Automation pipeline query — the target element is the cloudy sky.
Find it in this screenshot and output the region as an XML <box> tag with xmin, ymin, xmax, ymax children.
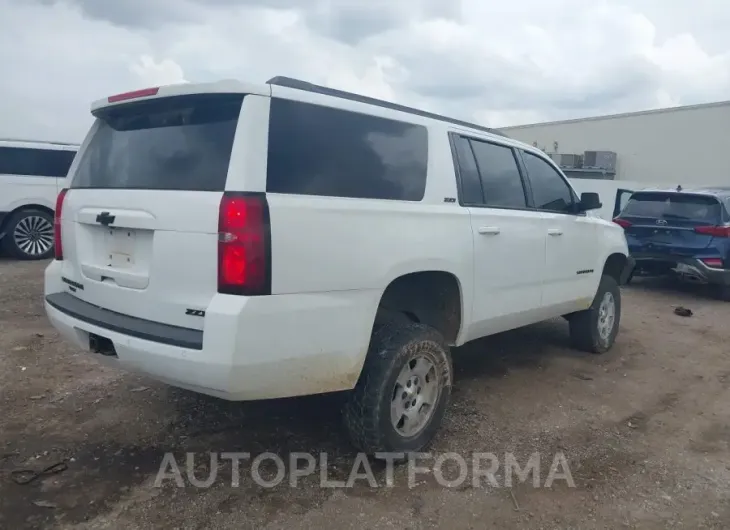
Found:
<box><xmin>1</xmin><ymin>0</ymin><xmax>729</xmax><ymax>143</ymax></box>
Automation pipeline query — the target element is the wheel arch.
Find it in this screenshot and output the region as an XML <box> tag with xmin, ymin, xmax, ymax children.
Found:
<box><xmin>372</xmin><ymin>269</ymin><xmax>465</xmax><ymax>346</ymax></box>
<box><xmin>602</xmin><ymin>252</ymin><xmax>629</xmax><ymax>284</ymax></box>
<box><xmin>0</xmin><ymin>203</ymin><xmax>55</xmax><ymax>237</ymax></box>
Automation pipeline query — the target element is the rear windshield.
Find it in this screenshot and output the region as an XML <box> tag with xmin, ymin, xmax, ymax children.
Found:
<box><xmin>71</xmin><ymin>94</ymin><xmax>243</xmax><ymax>191</ymax></box>
<box><xmin>621</xmin><ymin>192</ymin><xmax>724</xmax><ymax>223</ymax></box>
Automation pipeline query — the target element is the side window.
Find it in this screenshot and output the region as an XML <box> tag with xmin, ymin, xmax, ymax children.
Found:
<box><xmin>469</xmin><ymin>139</ymin><xmax>527</xmax><ymax>208</ymax></box>
<box><xmin>36</xmin><ymin>149</ymin><xmax>77</xmax><ymax>177</ymax></box>
<box><xmin>0</xmin><ymin>147</ymin><xmax>76</xmax><ymax>178</ymax></box>
<box><xmin>451</xmin><ymin>136</ymin><xmax>483</xmax><ymax>204</ymax></box>
<box><xmin>522</xmin><ymin>151</ymin><xmax>575</xmax><ymax>213</ymax></box>
<box><xmin>266</xmin><ymin>98</ymin><xmax>428</xmax><ymax>201</ymax></box>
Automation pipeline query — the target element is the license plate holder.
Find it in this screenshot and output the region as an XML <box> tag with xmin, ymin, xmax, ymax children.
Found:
<box><xmin>649</xmin><ymin>231</ymin><xmax>673</xmax><ymax>243</ymax></box>
<box><xmin>104</xmin><ymin>228</ymin><xmax>136</xmax><ymax>268</ymax></box>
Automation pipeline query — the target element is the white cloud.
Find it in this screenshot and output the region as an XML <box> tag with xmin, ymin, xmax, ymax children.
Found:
<box><xmin>129</xmin><ymin>56</ymin><xmax>187</xmax><ymax>86</ymax></box>
<box><xmin>1</xmin><ymin>0</ymin><xmax>730</xmax><ymax>142</ymax></box>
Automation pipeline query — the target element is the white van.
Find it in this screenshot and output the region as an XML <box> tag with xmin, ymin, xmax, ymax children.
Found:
<box><xmin>45</xmin><ymin>78</ymin><xmax>630</xmax><ymax>454</ymax></box>
<box><xmin>0</xmin><ymin>139</ymin><xmax>79</xmax><ymax>259</ymax></box>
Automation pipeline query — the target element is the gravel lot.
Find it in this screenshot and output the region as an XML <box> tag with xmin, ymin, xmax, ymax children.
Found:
<box><xmin>1</xmin><ymin>258</ymin><xmax>730</xmax><ymax>529</ymax></box>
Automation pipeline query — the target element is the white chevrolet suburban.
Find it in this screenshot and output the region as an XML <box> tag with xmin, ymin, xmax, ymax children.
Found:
<box><xmin>44</xmin><ymin>77</ymin><xmax>633</xmax><ymax>454</ymax></box>
<box><xmin>0</xmin><ymin>139</ymin><xmax>78</xmax><ymax>259</ymax></box>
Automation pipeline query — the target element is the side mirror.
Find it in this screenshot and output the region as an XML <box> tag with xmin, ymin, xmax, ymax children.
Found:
<box><xmin>577</xmin><ymin>192</ymin><xmax>602</xmax><ymax>212</ymax></box>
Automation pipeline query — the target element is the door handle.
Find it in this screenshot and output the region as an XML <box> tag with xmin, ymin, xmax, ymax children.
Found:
<box><xmin>547</xmin><ymin>228</ymin><xmax>563</xmax><ymax>236</ymax></box>
<box><xmin>478</xmin><ymin>226</ymin><xmax>501</xmax><ymax>235</ymax></box>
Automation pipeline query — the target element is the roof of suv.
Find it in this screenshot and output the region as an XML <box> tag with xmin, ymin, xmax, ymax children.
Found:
<box><xmin>94</xmin><ymin>76</ymin><xmax>558</xmax><ymax>162</ymax></box>
<box><xmin>96</xmin><ymin>77</ymin><xmax>509</xmax><ymax>140</ymax></box>
<box><xmin>266</xmin><ymin>76</ymin><xmax>510</xmax><ymax>139</ymax></box>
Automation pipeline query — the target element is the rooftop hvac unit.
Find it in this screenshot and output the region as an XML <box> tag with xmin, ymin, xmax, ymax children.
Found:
<box><xmin>583</xmin><ymin>151</ymin><xmax>617</xmax><ymax>171</ymax></box>
<box><xmin>549</xmin><ymin>153</ymin><xmax>583</xmax><ymax>169</ymax></box>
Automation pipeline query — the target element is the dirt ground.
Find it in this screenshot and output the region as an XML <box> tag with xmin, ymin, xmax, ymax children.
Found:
<box><xmin>1</xmin><ymin>258</ymin><xmax>729</xmax><ymax>530</ymax></box>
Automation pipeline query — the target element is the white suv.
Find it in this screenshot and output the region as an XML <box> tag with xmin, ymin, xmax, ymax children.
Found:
<box><xmin>0</xmin><ymin>139</ymin><xmax>78</xmax><ymax>260</ymax></box>
<box><xmin>44</xmin><ymin>77</ymin><xmax>633</xmax><ymax>454</ymax></box>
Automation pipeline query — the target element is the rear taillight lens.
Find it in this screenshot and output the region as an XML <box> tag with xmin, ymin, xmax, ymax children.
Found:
<box><xmin>694</xmin><ymin>225</ymin><xmax>730</xmax><ymax>238</ymax></box>
<box><xmin>54</xmin><ymin>188</ymin><xmax>69</xmax><ymax>261</ymax></box>
<box><xmin>701</xmin><ymin>258</ymin><xmax>724</xmax><ymax>268</ymax></box>
<box><xmin>217</xmin><ymin>193</ymin><xmax>270</xmax><ymax>296</ymax></box>
<box><xmin>613</xmin><ymin>218</ymin><xmax>632</xmax><ymax>229</ymax></box>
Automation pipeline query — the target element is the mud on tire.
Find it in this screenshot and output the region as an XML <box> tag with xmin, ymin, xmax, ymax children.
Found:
<box><xmin>342</xmin><ymin>320</ymin><xmax>453</xmax><ymax>455</ymax></box>
<box><xmin>569</xmin><ymin>274</ymin><xmax>621</xmax><ymax>354</ymax></box>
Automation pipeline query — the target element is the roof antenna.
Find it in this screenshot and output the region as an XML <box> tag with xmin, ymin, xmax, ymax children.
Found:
<box><xmin>676</xmin><ymin>185</ymin><xmax>682</xmax><ymax>192</ymax></box>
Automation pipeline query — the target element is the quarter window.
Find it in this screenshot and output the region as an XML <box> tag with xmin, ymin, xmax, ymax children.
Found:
<box><xmin>266</xmin><ymin>99</ymin><xmax>428</xmax><ymax>201</ymax></box>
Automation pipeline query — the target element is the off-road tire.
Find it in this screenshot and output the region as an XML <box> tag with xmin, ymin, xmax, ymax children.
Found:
<box><xmin>343</xmin><ymin>321</ymin><xmax>453</xmax><ymax>455</ymax></box>
<box><xmin>569</xmin><ymin>274</ymin><xmax>621</xmax><ymax>354</ymax></box>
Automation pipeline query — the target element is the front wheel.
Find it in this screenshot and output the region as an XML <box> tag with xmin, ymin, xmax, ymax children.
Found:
<box><xmin>2</xmin><ymin>209</ymin><xmax>55</xmax><ymax>260</ymax></box>
<box><xmin>569</xmin><ymin>274</ymin><xmax>621</xmax><ymax>354</ymax></box>
<box><xmin>342</xmin><ymin>321</ymin><xmax>453</xmax><ymax>455</ymax></box>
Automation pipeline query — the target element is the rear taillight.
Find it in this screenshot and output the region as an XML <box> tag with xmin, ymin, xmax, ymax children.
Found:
<box><xmin>217</xmin><ymin>193</ymin><xmax>270</xmax><ymax>296</ymax></box>
<box><xmin>701</xmin><ymin>258</ymin><xmax>724</xmax><ymax>268</ymax></box>
<box><xmin>54</xmin><ymin>188</ymin><xmax>69</xmax><ymax>261</ymax></box>
<box><xmin>694</xmin><ymin>225</ymin><xmax>730</xmax><ymax>238</ymax></box>
<box><xmin>613</xmin><ymin>218</ymin><xmax>632</xmax><ymax>229</ymax></box>
<box><xmin>107</xmin><ymin>87</ymin><xmax>160</xmax><ymax>103</ymax></box>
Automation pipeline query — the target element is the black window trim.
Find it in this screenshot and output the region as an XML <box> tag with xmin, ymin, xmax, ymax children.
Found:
<box><xmin>447</xmin><ymin>132</ymin><xmax>485</xmax><ymax>207</ymax></box>
<box><xmin>516</xmin><ymin>148</ymin><xmax>585</xmax><ymax>217</ymax></box>
<box><xmin>448</xmin><ymin>131</ymin><xmax>537</xmax><ymax>213</ymax></box>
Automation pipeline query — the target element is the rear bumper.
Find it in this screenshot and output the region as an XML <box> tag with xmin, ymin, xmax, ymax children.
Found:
<box><xmin>631</xmin><ymin>252</ymin><xmax>730</xmax><ymax>286</ymax></box>
<box><xmin>44</xmin><ymin>262</ymin><xmax>380</xmax><ymax>401</ymax></box>
<box><xmin>46</xmin><ymin>293</ymin><xmax>203</xmax><ymax>350</ymax></box>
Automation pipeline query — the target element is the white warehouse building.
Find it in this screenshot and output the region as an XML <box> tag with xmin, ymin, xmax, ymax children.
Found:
<box><xmin>499</xmin><ymin>100</ymin><xmax>730</xmax><ymax>187</ymax></box>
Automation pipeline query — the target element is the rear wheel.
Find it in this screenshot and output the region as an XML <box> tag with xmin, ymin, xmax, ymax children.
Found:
<box><xmin>2</xmin><ymin>209</ymin><xmax>55</xmax><ymax>260</ymax></box>
<box><xmin>569</xmin><ymin>274</ymin><xmax>621</xmax><ymax>354</ymax></box>
<box><xmin>343</xmin><ymin>320</ymin><xmax>453</xmax><ymax>455</ymax></box>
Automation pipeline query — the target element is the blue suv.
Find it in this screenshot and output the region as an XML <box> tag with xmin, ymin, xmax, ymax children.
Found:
<box><xmin>613</xmin><ymin>186</ymin><xmax>730</xmax><ymax>301</ymax></box>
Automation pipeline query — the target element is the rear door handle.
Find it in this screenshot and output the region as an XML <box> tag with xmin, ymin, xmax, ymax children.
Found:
<box><xmin>478</xmin><ymin>226</ymin><xmax>501</xmax><ymax>235</ymax></box>
<box><xmin>547</xmin><ymin>228</ymin><xmax>563</xmax><ymax>236</ymax></box>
